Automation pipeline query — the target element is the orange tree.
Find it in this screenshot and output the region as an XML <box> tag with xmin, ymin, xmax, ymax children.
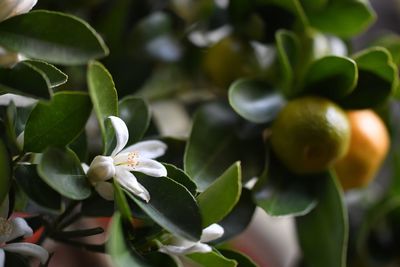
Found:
<box><xmin>0</xmin><ymin>0</ymin><xmax>399</xmax><ymax>267</ymax></box>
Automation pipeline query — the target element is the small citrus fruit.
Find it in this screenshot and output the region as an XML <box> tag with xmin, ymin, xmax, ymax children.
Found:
<box><xmin>334</xmin><ymin>110</ymin><xmax>389</xmax><ymax>190</ymax></box>
<box><xmin>270</xmin><ymin>96</ymin><xmax>350</xmax><ymax>174</ymax></box>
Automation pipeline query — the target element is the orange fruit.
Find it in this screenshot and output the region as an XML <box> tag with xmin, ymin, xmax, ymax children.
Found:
<box><xmin>334</xmin><ymin>110</ymin><xmax>390</xmax><ymax>190</ymax></box>
<box><xmin>270</xmin><ymin>96</ymin><xmax>351</xmax><ymax>174</ymax></box>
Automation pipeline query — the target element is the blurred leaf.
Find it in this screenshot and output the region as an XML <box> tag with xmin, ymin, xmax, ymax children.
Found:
<box><xmin>68</xmin><ymin>130</ymin><xmax>88</xmax><ymax>162</ymax></box>
<box><xmin>0</xmin><ymin>137</ymin><xmax>11</xmax><ymax>205</ymax></box>
<box><xmin>4</xmin><ymin>251</ymin><xmax>30</xmax><ymax>267</ymax></box>
<box><xmin>24</xmin><ymin>60</ymin><xmax>68</xmax><ymax>88</ymax></box>
<box><xmin>254</xmin><ymin>151</ymin><xmax>318</xmax><ymax>217</ymax></box>
<box><xmin>87</xmin><ymin>61</ymin><xmax>118</xmax><ymax>154</ymax></box>
<box><xmin>158</xmin><ymin>137</ymin><xmax>186</xmax><ymax>168</ymax></box>
<box><xmin>185</xmin><ymin>103</ymin><xmax>265</xmax><ymax>191</ymax></box>
<box><xmin>113</xmin><ymin>179</ymin><xmax>133</xmax><ymax>220</ymax></box>
<box><xmin>198</xmin><ymin>162</ymin><xmax>242</xmax><ymax>227</ymax></box>
<box><xmin>219</xmin><ymin>249</ymin><xmax>259</xmax><ymax>267</ymax></box>
<box><xmin>187</xmin><ymin>251</ymin><xmax>237</xmax><ymax>267</ymax></box>
<box><xmin>81</xmin><ymin>191</ymin><xmax>114</xmax><ymax>217</ymax></box>
<box><xmin>304</xmin><ymin>1</ymin><xmax>376</xmax><ymax>38</ymax></box>
<box><xmin>275</xmin><ymin>30</ymin><xmax>300</xmax><ymax>96</ymax></box>
<box><xmin>119</xmin><ymin>96</ymin><xmax>150</xmax><ymax>146</ymax></box>
<box><xmin>163</xmin><ymin>163</ymin><xmax>197</xmax><ymax>196</ymax></box>
<box><xmin>263</xmin><ymin>0</ymin><xmax>309</xmax><ymax>27</ymax></box>
<box><xmin>0</xmin><ymin>10</ymin><xmax>109</xmax><ymax>65</ymax></box>
<box><xmin>144</xmin><ymin>252</ymin><xmax>177</xmax><ymax>267</ymax></box>
<box><xmin>107</xmin><ymin>212</ymin><xmax>150</xmax><ymax>267</ymax></box>
<box><xmin>0</xmin><ymin>61</ymin><xmax>52</xmax><ymax>99</ymax></box>
<box><xmin>14</xmin><ymin>164</ymin><xmax>61</xmax><ymax>210</ymax></box>
<box><xmin>127</xmin><ymin>175</ymin><xmax>203</xmax><ymax>241</ymax></box>
<box><xmin>216</xmin><ymin>188</ymin><xmax>256</xmax><ymax>242</ymax></box>
<box><xmin>229</xmin><ymin>79</ymin><xmax>285</xmax><ymax>123</ymax></box>
<box><xmin>339</xmin><ymin>47</ymin><xmax>398</xmax><ymax>108</ymax></box>
<box><xmin>24</xmin><ymin>91</ymin><xmax>92</xmax><ymax>152</ymax></box>
<box><xmin>38</xmin><ymin>147</ymin><xmax>91</xmax><ymax>200</ymax></box>
<box><xmin>301</xmin><ymin>56</ymin><xmax>358</xmax><ymax>100</ymax></box>
<box><xmin>296</xmin><ymin>172</ymin><xmax>348</xmax><ymax>267</ymax></box>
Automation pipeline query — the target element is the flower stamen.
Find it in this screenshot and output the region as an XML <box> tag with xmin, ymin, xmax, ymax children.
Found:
<box><xmin>126</xmin><ymin>152</ymin><xmax>140</xmax><ymax>168</ymax></box>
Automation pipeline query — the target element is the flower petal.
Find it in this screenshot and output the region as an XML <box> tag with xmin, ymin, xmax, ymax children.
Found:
<box><xmin>132</xmin><ymin>158</ymin><xmax>167</xmax><ymax>177</ymax></box>
<box><xmin>108</xmin><ymin>116</ymin><xmax>129</xmax><ymax>157</ymax></box>
<box><xmin>120</xmin><ymin>140</ymin><xmax>167</xmax><ymax>159</ymax></box>
<box><xmin>87</xmin><ymin>156</ymin><xmax>115</xmax><ymax>183</ymax></box>
<box><xmin>0</xmin><ymin>249</ymin><xmax>4</xmax><ymax>267</ymax></box>
<box><xmin>0</xmin><ymin>1</ymin><xmax>19</xmax><ymax>22</ymax></box>
<box><xmin>81</xmin><ymin>163</ymin><xmax>89</xmax><ymax>174</ymax></box>
<box><xmin>12</xmin><ymin>0</ymin><xmax>37</xmax><ymax>16</ymax></box>
<box><xmin>200</xmin><ymin>224</ymin><xmax>224</xmax><ymax>243</ymax></box>
<box><xmin>3</xmin><ymin>243</ymin><xmax>48</xmax><ymax>264</ymax></box>
<box><xmin>159</xmin><ymin>242</ymin><xmax>212</xmax><ymax>256</ymax></box>
<box><xmin>95</xmin><ymin>182</ymin><xmax>114</xmax><ymax>201</ymax></box>
<box><xmin>7</xmin><ymin>218</ymin><xmax>33</xmax><ymax>241</ymax></box>
<box><xmin>115</xmin><ymin>168</ymin><xmax>150</xmax><ymax>202</ymax></box>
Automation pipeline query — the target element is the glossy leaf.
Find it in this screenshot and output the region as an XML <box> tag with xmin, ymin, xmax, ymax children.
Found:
<box><xmin>228</xmin><ymin>79</ymin><xmax>285</xmax><ymax>124</ymax></box>
<box><xmin>275</xmin><ymin>30</ymin><xmax>300</xmax><ymax>96</ymax></box>
<box><xmin>301</xmin><ymin>56</ymin><xmax>358</xmax><ymax>100</ymax></box>
<box><xmin>185</xmin><ymin>103</ymin><xmax>265</xmax><ymax>191</ymax></box>
<box><xmin>305</xmin><ymin>1</ymin><xmax>376</xmax><ymax>38</ymax></box>
<box><xmin>296</xmin><ymin>173</ymin><xmax>348</xmax><ymax>267</ymax></box>
<box><xmin>339</xmin><ymin>47</ymin><xmax>398</xmax><ymax>108</ymax></box>
<box><xmin>23</xmin><ymin>60</ymin><xmax>68</xmax><ymax>88</ymax></box>
<box><xmin>0</xmin><ymin>137</ymin><xmax>10</xmax><ymax>205</ymax></box>
<box><xmin>38</xmin><ymin>147</ymin><xmax>91</xmax><ymax>200</ymax></box>
<box><xmin>119</xmin><ymin>96</ymin><xmax>150</xmax><ymax>146</ymax></box>
<box><xmin>24</xmin><ymin>91</ymin><xmax>92</xmax><ymax>152</ymax></box>
<box><xmin>186</xmin><ymin>251</ymin><xmax>237</xmax><ymax>267</ymax></box>
<box><xmin>0</xmin><ymin>10</ymin><xmax>109</xmax><ymax>65</ymax></box>
<box><xmin>219</xmin><ymin>249</ymin><xmax>259</xmax><ymax>267</ymax></box>
<box><xmin>127</xmin><ymin>175</ymin><xmax>202</xmax><ymax>241</ymax></box>
<box><xmin>198</xmin><ymin>162</ymin><xmax>242</xmax><ymax>227</ymax></box>
<box><xmin>14</xmin><ymin>164</ymin><xmax>61</xmax><ymax>210</ymax></box>
<box><xmin>107</xmin><ymin>213</ymin><xmax>150</xmax><ymax>267</ymax></box>
<box><xmin>254</xmin><ymin>151</ymin><xmax>319</xmax><ymax>217</ymax></box>
<box><xmin>0</xmin><ymin>61</ymin><xmax>51</xmax><ymax>99</ymax></box>
<box><xmin>87</xmin><ymin>61</ymin><xmax>118</xmax><ymax>153</ymax></box>
<box><xmin>163</xmin><ymin>163</ymin><xmax>197</xmax><ymax>196</ymax></box>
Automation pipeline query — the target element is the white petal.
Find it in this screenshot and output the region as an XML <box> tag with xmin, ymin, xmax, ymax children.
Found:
<box><xmin>81</xmin><ymin>163</ymin><xmax>89</xmax><ymax>174</ymax></box>
<box><xmin>0</xmin><ymin>0</ymin><xmax>18</xmax><ymax>22</ymax></box>
<box><xmin>87</xmin><ymin>156</ymin><xmax>115</xmax><ymax>183</ymax></box>
<box><xmin>0</xmin><ymin>249</ymin><xmax>4</xmax><ymax>267</ymax></box>
<box><xmin>200</xmin><ymin>224</ymin><xmax>224</xmax><ymax>243</ymax></box>
<box><xmin>0</xmin><ymin>48</ymin><xmax>20</xmax><ymax>67</ymax></box>
<box><xmin>7</xmin><ymin>218</ymin><xmax>33</xmax><ymax>241</ymax></box>
<box><xmin>12</xmin><ymin>0</ymin><xmax>37</xmax><ymax>16</ymax></box>
<box><xmin>3</xmin><ymin>243</ymin><xmax>48</xmax><ymax>264</ymax></box>
<box><xmin>132</xmin><ymin>158</ymin><xmax>167</xmax><ymax>177</ymax></box>
<box><xmin>0</xmin><ymin>196</ymin><xmax>9</xmax><ymax>218</ymax></box>
<box><xmin>120</xmin><ymin>140</ymin><xmax>167</xmax><ymax>159</ymax></box>
<box><xmin>95</xmin><ymin>182</ymin><xmax>114</xmax><ymax>201</ymax></box>
<box><xmin>108</xmin><ymin>116</ymin><xmax>129</xmax><ymax>157</ymax></box>
<box><xmin>159</xmin><ymin>242</ymin><xmax>212</xmax><ymax>256</ymax></box>
<box><xmin>115</xmin><ymin>168</ymin><xmax>150</xmax><ymax>202</ymax></box>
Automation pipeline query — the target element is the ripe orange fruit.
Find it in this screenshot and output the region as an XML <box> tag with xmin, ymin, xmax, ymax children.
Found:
<box><xmin>270</xmin><ymin>96</ymin><xmax>351</xmax><ymax>174</ymax></box>
<box><xmin>334</xmin><ymin>110</ymin><xmax>390</xmax><ymax>190</ymax></box>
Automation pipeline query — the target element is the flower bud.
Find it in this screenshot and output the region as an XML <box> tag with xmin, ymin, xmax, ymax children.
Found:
<box><xmin>87</xmin><ymin>156</ymin><xmax>116</xmax><ymax>183</ymax></box>
<box><xmin>0</xmin><ymin>0</ymin><xmax>38</xmax><ymax>22</ymax></box>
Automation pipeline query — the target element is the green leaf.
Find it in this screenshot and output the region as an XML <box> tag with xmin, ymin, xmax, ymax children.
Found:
<box><xmin>228</xmin><ymin>79</ymin><xmax>285</xmax><ymax>124</ymax></box>
<box><xmin>254</xmin><ymin>152</ymin><xmax>318</xmax><ymax>217</ymax></box>
<box><xmin>198</xmin><ymin>162</ymin><xmax>242</xmax><ymax>227</ymax></box>
<box><xmin>24</xmin><ymin>91</ymin><xmax>92</xmax><ymax>152</ymax></box>
<box><xmin>163</xmin><ymin>163</ymin><xmax>197</xmax><ymax>196</ymax></box>
<box><xmin>305</xmin><ymin>1</ymin><xmax>376</xmax><ymax>38</ymax></box>
<box><xmin>0</xmin><ymin>61</ymin><xmax>51</xmax><ymax>99</ymax></box>
<box><xmin>107</xmin><ymin>212</ymin><xmax>151</xmax><ymax>267</ymax></box>
<box><xmin>301</xmin><ymin>56</ymin><xmax>358</xmax><ymax>100</ymax></box>
<box><xmin>113</xmin><ymin>179</ymin><xmax>132</xmax><ymax>220</ymax></box>
<box><xmin>23</xmin><ymin>60</ymin><xmax>68</xmax><ymax>88</ymax></box>
<box><xmin>185</xmin><ymin>103</ymin><xmax>265</xmax><ymax>192</ymax></box>
<box><xmin>144</xmin><ymin>252</ymin><xmax>177</xmax><ymax>267</ymax></box>
<box><xmin>275</xmin><ymin>30</ymin><xmax>300</xmax><ymax>96</ymax></box>
<box><xmin>0</xmin><ymin>10</ymin><xmax>109</xmax><ymax>65</ymax></box>
<box><xmin>38</xmin><ymin>147</ymin><xmax>91</xmax><ymax>200</ymax></box>
<box><xmin>339</xmin><ymin>47</ymin><xmax>398</xmax><ymax>109</ymax></box>
<box><xmin>0</xmin><ymin>137</ymin><xmax>11</xmax><ymax>205</ymax></box>
<box><xmin>219</xmin><ymin>249</ymin><xmax>259</xmax><ymax>267</ymax></box>
<box><xmin>119</xmin><ymin>96</ymin><xmax>150</xmax><ymax>146</ymax></box>
<box><xmin>373</xmin><ymin>34</ymin><xmax>400</xmax><ymax>65</ymax></box>
<box><xmin>296</xmin><ymin>172</ymin><xmax>348</xmax><ymax>267</ymax></box>
<box><xmin>127</xmin><ymin>175</ymin><xmax>202</xmax><ymax>241</ymax></box>
<box><xmin>186</xmin><ymin>251</ymin><xmax>237</xmax><ymax>267</ymax></box>
<box><xmin>14</xmin><ymin>164</ymin><xmax>61</xmax><ymax>210</ymax></box>
<box><xmin>87</xmin><ymin>61</ymin><xmax>118</xmax><ymax>153</ymax></box>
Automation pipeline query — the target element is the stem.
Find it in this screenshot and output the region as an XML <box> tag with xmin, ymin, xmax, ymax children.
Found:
<box><xmin>55</xmin><ymin>201</ymin><xmax>80</xmax><ymax>229</ymax></box>
<box><xmin>53</xmin><ymin>227</ymin><xmax>104</xmax><ymax>239</ymax></box>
